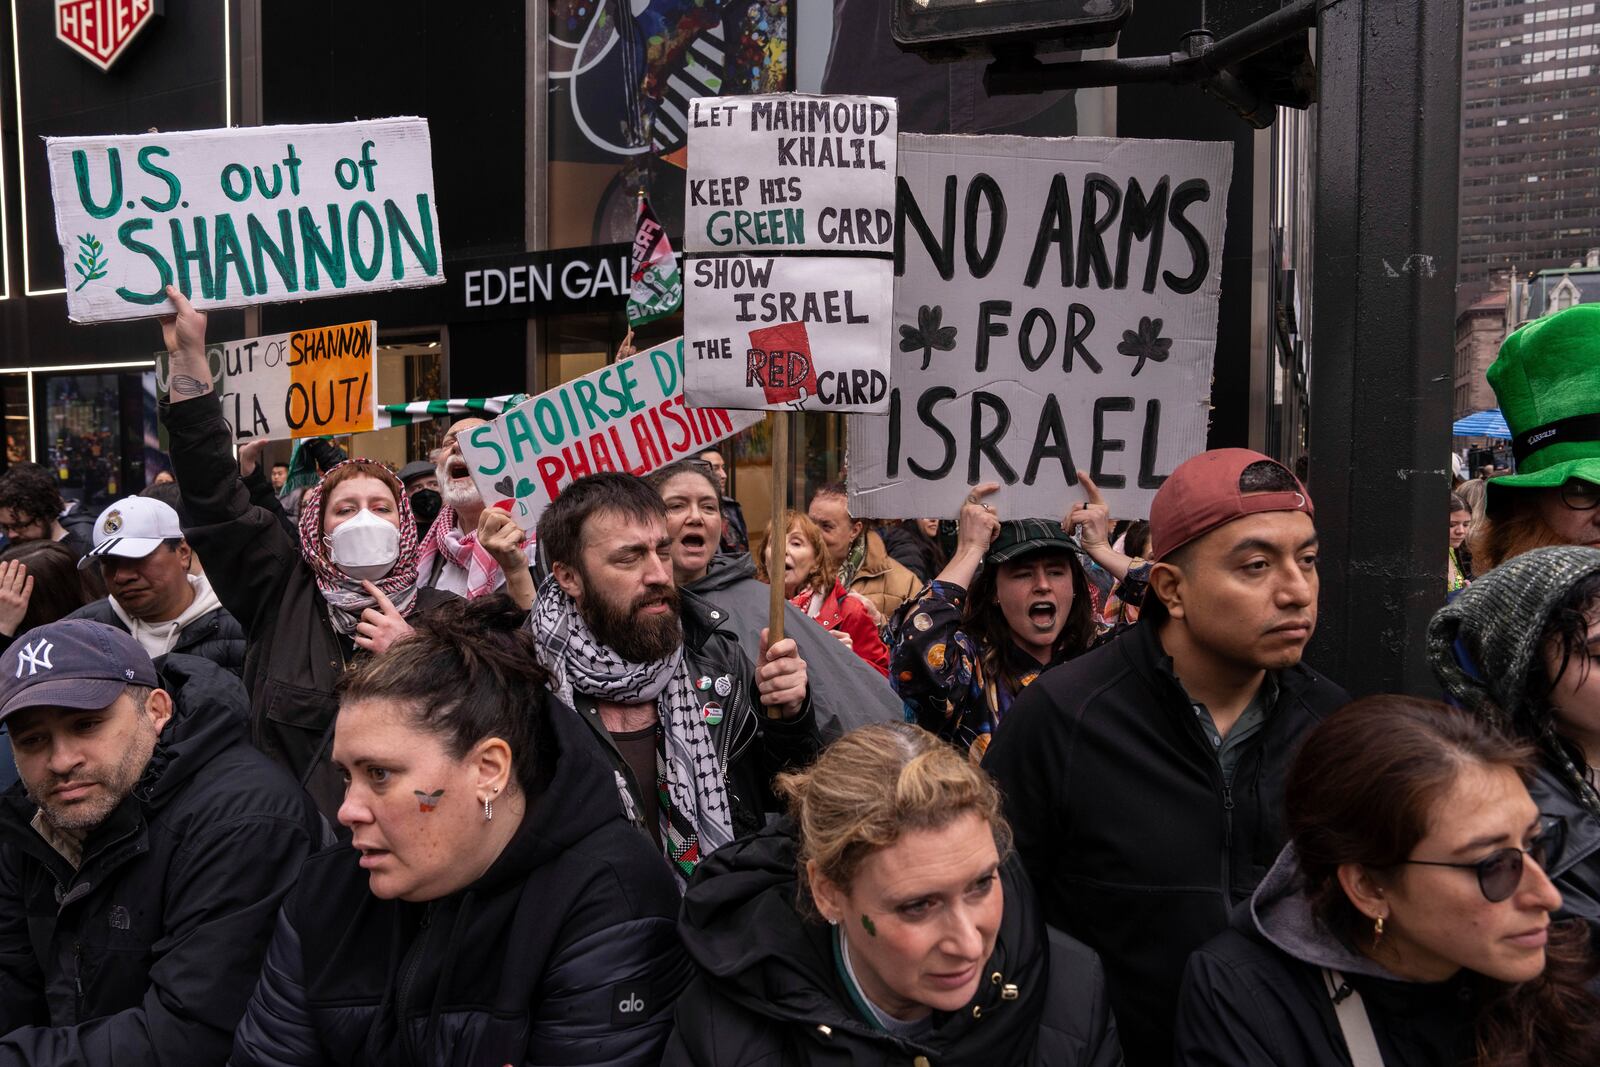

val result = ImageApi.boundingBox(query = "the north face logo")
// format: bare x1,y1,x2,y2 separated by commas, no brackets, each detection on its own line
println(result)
15,639,53,678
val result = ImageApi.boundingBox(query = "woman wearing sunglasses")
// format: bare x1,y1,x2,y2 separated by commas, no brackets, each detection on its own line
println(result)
1174,695,1600,1066
1430,546,1600,932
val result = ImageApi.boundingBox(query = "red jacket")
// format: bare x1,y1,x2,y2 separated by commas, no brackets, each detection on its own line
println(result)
791,580,890,678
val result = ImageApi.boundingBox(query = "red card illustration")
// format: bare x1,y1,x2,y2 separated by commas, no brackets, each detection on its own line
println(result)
746,321,819,406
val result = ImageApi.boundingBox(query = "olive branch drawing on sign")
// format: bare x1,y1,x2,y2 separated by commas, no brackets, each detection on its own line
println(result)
73,234,108,292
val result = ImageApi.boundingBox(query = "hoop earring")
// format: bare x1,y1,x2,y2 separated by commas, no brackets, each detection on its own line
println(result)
484,796,494,822
1373,914,1385,945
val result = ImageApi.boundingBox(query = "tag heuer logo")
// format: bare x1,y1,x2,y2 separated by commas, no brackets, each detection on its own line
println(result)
57,0,161,72
102,510,122,533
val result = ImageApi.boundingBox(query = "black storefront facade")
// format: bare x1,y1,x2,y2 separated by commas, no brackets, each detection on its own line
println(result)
0,0,1313,527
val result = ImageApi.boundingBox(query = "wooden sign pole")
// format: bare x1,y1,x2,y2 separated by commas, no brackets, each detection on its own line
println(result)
767,410,789,646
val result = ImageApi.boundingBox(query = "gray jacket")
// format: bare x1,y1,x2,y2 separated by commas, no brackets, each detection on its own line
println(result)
687,554,903,740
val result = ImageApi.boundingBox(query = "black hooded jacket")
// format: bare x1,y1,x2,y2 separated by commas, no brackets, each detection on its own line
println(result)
1174,845,1500,1066
0,653,324,1067
663,821,1122,1067
229,688,691,1067
982,620,1350,1066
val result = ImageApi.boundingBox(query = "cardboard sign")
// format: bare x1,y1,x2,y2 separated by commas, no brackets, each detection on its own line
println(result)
47,118,443,323
683,94,897,413
459,337,764,531
155,321,378,442
848,134,1234,521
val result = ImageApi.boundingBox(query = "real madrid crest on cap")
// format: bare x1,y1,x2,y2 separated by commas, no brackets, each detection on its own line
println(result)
702,702,723,725
102,510,123,534
695,676,713,691
714,674,732,696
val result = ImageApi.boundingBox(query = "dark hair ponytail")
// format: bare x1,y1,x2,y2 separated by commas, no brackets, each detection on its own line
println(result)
339,594,554,797
1288,695,1600,1066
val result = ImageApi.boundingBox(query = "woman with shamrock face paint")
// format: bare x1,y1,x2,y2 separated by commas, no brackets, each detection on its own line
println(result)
664,722,1121,1066
231,597,689,1067
157,286,464,819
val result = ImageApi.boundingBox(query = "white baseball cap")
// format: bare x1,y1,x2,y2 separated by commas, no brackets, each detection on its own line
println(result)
78,496,184,570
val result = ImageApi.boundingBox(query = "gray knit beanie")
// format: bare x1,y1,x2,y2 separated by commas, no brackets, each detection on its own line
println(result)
1428,544,1600,815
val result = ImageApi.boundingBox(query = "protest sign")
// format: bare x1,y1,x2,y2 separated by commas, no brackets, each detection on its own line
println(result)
155,321,378,442
683,94,897,413
848,134,1233,521
458,337,764,531
47,118,442,323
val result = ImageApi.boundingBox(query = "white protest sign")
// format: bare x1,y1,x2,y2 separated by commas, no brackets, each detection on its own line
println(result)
848,134,1233,521
155,321,379,443
47,118,443,323
459,337,764,532
683,94,897,413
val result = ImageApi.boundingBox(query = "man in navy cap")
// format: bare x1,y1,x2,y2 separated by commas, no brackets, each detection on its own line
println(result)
0,619,322,1065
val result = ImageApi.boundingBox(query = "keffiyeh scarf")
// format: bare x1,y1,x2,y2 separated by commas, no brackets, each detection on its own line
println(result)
531,576,733,880
417,506,504,599
297,461,422,635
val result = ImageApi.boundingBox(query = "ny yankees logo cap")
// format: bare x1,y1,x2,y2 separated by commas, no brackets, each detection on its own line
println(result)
0,619,159,723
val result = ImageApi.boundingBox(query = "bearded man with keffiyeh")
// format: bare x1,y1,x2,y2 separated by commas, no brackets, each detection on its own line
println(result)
533,472,820,887
154,286,461,821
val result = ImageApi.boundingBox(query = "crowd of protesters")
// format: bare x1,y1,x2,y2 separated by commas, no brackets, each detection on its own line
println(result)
0,287,1595,1067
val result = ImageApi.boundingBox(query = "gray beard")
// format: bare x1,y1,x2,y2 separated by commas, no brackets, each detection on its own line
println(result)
436,469,481,511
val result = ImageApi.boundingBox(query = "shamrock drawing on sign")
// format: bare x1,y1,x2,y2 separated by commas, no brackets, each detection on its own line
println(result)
899,305,958,370
490,475,538,513
73,234,108,292
1116,316,1173,377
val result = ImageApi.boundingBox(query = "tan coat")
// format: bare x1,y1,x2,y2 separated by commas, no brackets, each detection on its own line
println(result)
847,530,924,621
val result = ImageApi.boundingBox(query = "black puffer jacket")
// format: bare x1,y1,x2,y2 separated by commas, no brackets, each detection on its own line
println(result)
67,594,248,678
229,690,691,1067
0,653,323,1067
664,820,1122,1066
1175,845,1507,1066
570,587,822,845
162,392,456,820
982,620,1350,1067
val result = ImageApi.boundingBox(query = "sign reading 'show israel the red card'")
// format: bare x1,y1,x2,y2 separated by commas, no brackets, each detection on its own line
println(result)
57,0,160,72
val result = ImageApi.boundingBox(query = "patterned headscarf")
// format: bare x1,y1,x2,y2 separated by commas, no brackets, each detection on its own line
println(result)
297,459,422,633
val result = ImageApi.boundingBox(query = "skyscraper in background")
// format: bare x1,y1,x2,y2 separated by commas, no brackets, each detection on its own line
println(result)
1458,0,1600,309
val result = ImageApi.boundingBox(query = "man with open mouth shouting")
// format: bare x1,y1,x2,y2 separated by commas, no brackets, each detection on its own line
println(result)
417,418,539,602
890,484,1100,762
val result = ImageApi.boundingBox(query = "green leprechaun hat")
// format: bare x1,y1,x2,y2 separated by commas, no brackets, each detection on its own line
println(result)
1487,303,1600,504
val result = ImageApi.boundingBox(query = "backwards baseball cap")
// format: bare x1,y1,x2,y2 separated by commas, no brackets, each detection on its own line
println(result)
1149,448,1314,562
987,519,1082,566
78,496,183,571
0,619,159,724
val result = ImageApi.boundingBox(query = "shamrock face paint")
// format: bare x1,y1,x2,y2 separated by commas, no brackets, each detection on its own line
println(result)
414,788,444,813
861,914,877,937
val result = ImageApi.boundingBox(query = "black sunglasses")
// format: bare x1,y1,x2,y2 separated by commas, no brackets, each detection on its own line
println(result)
1399,818,1565,903
1560,479,1600,511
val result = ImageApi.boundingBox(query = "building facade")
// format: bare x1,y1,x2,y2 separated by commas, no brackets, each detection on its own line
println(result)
1454,286,1509,419
0,0,1317,523
1459,0,1600,308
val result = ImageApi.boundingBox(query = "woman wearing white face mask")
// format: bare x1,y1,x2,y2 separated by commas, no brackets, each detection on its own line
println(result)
157,286,459,821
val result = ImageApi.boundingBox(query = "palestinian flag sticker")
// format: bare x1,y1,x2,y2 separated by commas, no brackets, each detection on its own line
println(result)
695,676,713,691
702,702,724,726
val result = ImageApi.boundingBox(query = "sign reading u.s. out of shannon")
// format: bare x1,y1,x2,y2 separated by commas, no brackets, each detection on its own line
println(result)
683,94,897,414
46,118,443,323
459,337,764,532
848,134,1233,522
57,0,160,71
154,321,379,443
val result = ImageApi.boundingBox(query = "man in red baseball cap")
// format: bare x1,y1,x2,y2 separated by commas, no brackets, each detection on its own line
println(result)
984,448,1350,1067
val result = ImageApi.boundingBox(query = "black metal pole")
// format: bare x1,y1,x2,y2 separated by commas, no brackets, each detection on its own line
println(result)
1305,0,1461,697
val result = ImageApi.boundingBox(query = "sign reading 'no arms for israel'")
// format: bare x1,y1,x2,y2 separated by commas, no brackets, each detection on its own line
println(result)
848,134,1233,521
47,118,443,323
683,94,898,413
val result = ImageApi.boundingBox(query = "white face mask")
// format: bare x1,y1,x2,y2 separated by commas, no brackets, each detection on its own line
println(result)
327,507,400,582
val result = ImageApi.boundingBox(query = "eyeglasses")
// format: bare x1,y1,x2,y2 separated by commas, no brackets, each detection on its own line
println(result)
1399,817,1565,903
1560,479,1600,511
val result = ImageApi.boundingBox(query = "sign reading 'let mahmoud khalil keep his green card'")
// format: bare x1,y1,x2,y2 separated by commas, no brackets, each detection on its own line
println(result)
46,118,443,323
